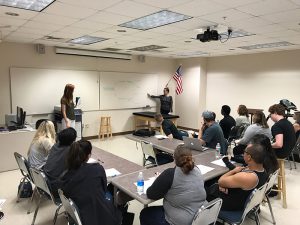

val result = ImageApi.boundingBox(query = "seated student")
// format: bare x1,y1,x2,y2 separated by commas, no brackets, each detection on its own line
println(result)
219,105,236,140
62,140,122,225
268,104,296,159
43,127,77,194
208,144,268,211
28,120,56,169
235,105,250,126
140,145,206,225
233,111,272,156
154,113,184,140
293,111,300,140
198,111,227,154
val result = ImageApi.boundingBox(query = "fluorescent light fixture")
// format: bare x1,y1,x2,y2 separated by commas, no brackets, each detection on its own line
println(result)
176,51,208,57
220,29,255,39
119,10,192,31
130,45,167,51
239,41,294,50
0,0,55,12
68,35,108,45
55,47,132,60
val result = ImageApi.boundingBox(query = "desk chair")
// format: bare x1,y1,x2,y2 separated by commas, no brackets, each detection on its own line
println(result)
218,183,268,225
287,136,300,170
14,152,33,203
192,198,222,225
58,189,83,225
141,141,173,168
264,170,279,225
227,124,249,146
29,168,62,225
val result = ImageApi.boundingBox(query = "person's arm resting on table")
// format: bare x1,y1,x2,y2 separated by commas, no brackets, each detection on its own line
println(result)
146,168,174,200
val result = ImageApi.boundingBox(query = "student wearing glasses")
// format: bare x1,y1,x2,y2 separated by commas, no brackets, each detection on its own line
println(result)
207,143,268,211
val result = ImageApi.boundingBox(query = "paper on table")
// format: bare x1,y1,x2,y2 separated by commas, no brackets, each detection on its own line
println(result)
87,158,98,163
155,134,168,139
105,168,121,178
196,164,214,174
211,158,235,167
134,176,156,194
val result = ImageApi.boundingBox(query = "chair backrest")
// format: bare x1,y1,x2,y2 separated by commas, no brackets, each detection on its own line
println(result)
293,136,300,153
29,167,54,201
241,183,268,221
141,141,158,165
192,198,222,225
14,152,32,180
58,189,83,225
266,169,279,194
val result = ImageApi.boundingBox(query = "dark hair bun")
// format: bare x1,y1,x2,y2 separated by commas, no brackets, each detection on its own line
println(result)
181,155,194,174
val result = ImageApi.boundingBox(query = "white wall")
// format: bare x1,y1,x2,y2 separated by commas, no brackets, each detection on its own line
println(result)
175,58,207,130
206,50,300,122
0,42,176,137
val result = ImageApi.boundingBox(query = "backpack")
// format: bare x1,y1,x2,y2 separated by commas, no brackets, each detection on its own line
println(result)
132,129,155,137
18,180,33,198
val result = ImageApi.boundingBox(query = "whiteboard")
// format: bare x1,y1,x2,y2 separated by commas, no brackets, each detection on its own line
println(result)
10,67,99,114
100,72,158,110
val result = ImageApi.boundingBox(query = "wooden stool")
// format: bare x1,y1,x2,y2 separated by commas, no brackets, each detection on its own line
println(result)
273,159,287,208
99,116,112,139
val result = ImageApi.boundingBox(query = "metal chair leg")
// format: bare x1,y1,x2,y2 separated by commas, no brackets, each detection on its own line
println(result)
27,187,37,214
53,204,63,225
291,153,296,169
31,195,41,225
266,196,276,224
254,212,261,225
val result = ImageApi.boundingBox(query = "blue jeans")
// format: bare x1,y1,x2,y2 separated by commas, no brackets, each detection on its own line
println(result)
140,206,170,225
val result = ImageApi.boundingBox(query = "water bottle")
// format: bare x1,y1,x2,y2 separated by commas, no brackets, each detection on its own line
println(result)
137,172,144,195
215,143,221,159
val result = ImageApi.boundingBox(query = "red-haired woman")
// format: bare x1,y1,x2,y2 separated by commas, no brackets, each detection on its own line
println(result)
61,84,75,129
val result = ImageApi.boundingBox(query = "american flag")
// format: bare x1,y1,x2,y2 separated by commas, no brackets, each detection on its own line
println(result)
173,65,183,95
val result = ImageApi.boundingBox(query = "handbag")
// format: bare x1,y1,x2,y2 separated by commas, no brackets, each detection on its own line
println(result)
18,180,33,198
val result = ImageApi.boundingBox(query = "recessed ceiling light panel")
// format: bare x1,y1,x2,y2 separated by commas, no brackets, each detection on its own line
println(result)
239,41,294,50
130,45,167,51
68,35,108,45
119,10,192,31
220,29,255,39
0,0,55,12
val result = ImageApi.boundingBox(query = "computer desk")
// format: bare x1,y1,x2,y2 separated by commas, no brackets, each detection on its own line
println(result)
111,150,229,206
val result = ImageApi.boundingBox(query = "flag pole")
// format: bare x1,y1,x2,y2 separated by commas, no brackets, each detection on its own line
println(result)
165,64,182,87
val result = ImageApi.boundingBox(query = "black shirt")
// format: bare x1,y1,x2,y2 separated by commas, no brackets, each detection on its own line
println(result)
271,118,296,159
162,119,182,140
219,115,236,139
151,95,173,114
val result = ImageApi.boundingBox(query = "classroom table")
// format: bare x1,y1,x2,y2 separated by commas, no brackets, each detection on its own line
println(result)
133,112,180,133
111,150,229,206
125,134,202,156
91,146,143,182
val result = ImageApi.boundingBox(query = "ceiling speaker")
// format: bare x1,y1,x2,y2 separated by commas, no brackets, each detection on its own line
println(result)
35,44,45,54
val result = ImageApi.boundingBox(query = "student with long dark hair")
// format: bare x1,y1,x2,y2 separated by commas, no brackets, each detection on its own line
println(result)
61,84,75,129
62,140,122,225
140,145,206,225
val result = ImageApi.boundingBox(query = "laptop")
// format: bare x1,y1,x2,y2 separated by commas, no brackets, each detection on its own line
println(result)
183,137,205,151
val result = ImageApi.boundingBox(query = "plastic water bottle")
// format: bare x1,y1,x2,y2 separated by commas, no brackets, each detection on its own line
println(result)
216,143,221,159
137,172,144,195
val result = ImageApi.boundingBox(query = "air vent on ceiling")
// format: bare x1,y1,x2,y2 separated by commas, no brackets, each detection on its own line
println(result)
130,45,167,51
101,47,122,52
42,36,67,42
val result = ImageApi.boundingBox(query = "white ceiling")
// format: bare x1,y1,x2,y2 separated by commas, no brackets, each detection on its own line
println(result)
0,0,300,58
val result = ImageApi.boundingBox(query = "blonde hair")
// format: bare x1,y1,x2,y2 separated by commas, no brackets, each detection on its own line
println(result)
28,121,56,154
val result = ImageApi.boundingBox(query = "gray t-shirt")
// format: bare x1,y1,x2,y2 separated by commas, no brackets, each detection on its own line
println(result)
202,122,227,154
239,124,272,145
235,116,250,127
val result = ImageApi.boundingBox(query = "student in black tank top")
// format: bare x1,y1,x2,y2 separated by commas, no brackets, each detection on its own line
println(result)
207,144,268,211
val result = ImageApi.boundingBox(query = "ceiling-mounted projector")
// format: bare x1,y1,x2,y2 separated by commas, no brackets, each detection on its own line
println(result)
196,28,220,42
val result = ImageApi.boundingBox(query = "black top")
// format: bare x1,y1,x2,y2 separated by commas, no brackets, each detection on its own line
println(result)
220,169,268,211
162,119,182,140
271,118,296,159
62,163,122,225
219,115,236,139
43,143,70,180
151,95,173,114
61,98,75,120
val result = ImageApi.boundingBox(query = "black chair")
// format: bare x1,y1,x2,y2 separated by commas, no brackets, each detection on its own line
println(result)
227,124,249,146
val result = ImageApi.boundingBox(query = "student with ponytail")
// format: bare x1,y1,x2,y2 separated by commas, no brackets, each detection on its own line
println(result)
140,145,206,225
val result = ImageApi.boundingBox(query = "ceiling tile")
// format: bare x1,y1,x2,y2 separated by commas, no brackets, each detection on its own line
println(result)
261,9,300,23
71,20,112,32
15,27,52,35
22,21,64,31
87,11,133,25
229,17,273,30
211,0,262,8
0,17,27,26
105,0,159,18
43,2,97,19
31,13,79,26
132,0,194,9
58,0,123,10
237,0,297,16
0,5,38,19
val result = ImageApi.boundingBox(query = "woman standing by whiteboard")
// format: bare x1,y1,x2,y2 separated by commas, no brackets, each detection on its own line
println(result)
61,84,75,129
